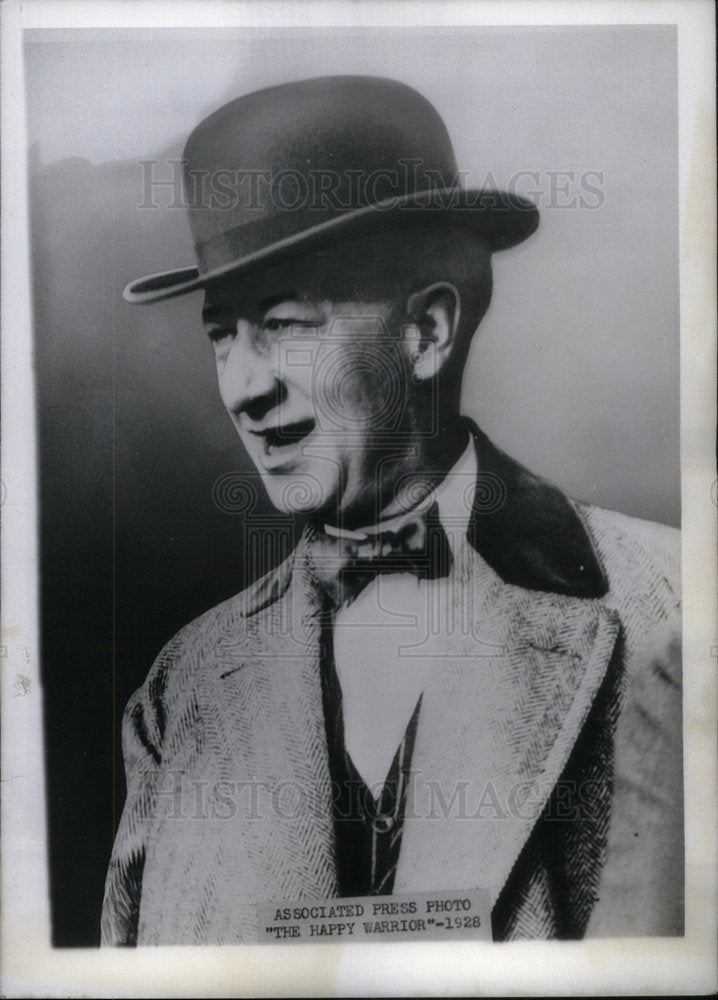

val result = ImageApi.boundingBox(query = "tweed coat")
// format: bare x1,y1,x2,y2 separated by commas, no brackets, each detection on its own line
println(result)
101,426,683,945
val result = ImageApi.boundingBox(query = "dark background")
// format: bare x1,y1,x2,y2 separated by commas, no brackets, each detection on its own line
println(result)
25,26,679,945
32,151,306,945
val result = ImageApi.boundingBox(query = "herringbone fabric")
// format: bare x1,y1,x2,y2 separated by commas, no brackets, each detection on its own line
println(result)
102,429,682,945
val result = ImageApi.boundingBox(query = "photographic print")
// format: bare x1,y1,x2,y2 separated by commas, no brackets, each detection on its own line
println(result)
2,1,715,996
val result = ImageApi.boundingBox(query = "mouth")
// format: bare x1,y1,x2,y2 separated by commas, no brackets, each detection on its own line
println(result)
249,418,316,461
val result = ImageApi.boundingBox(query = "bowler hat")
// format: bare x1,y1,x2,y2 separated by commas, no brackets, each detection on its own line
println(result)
124,75,539,304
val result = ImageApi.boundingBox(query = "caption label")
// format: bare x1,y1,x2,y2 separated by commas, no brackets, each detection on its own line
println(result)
257,889,491,943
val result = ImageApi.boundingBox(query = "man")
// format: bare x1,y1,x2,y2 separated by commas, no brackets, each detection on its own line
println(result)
102,76,682,944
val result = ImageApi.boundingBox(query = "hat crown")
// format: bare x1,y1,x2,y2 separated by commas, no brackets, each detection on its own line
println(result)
124,75,539,303
182,76,460,269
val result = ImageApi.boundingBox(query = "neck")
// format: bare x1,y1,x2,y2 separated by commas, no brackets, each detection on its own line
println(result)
325,416,470,530
383,422,469,520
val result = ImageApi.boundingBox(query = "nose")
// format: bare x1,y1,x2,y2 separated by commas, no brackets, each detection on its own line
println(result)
218,319,285,423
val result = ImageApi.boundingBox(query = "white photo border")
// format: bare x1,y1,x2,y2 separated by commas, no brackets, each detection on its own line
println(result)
1,1,715,996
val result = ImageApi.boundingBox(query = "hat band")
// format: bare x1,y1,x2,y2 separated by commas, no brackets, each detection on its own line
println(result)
195,186,539,276
194,187,482,273
196,209,334,272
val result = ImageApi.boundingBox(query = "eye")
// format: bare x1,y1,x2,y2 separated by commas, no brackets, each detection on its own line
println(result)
261,316,321,333
206,325,235,344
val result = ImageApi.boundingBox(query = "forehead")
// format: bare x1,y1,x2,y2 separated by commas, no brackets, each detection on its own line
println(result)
203,263,394,318
202,235,408,316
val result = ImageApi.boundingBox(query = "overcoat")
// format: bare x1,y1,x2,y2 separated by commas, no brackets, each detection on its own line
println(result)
102,426,683,944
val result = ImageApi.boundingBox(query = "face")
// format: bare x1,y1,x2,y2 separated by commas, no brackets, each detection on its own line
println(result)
204,272,416,524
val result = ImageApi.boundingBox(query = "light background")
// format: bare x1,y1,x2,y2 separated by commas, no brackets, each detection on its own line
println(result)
26,25,680,526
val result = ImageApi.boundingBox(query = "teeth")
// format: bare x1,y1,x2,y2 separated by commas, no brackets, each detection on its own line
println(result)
265,438,292,456
262,420,315,451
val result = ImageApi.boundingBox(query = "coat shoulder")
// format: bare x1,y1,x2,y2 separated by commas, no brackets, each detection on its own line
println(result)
574,501,681,692
577,502,681,625
577,502,680,594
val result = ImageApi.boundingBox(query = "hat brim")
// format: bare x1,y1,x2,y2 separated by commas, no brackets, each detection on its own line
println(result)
123,187,538,304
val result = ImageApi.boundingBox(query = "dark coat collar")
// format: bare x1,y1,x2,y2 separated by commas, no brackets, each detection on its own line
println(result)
241,419,609,621
463,419,608,599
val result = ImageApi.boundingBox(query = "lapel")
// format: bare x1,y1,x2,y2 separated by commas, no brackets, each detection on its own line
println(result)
209,425,617,922
392,422,618,906
394,540,620,905
212,535,338,908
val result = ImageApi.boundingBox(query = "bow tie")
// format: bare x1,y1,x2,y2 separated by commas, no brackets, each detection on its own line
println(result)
309,500,454,607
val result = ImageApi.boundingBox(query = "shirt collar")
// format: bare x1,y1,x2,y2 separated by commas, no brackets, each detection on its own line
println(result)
432,436,476,540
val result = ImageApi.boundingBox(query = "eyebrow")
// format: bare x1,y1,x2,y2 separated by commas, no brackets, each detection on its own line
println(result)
201,303,232,324
257,292,300,313
201,292,304,325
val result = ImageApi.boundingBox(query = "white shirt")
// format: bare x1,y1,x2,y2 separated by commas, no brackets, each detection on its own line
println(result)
330,441,477,795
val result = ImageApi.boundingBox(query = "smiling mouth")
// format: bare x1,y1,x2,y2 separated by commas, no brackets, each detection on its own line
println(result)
253,418,316,454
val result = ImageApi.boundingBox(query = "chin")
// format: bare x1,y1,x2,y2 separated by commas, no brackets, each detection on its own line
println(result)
262,470,337,516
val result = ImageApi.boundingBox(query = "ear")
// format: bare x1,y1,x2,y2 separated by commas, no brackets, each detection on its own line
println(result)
403,282,461,381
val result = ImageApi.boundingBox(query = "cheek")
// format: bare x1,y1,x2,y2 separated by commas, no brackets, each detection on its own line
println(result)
215,363,233,410
313,342,409,431
283,362,314,400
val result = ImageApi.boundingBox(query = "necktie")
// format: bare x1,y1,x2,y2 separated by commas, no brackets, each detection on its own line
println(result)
308,500,454,607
